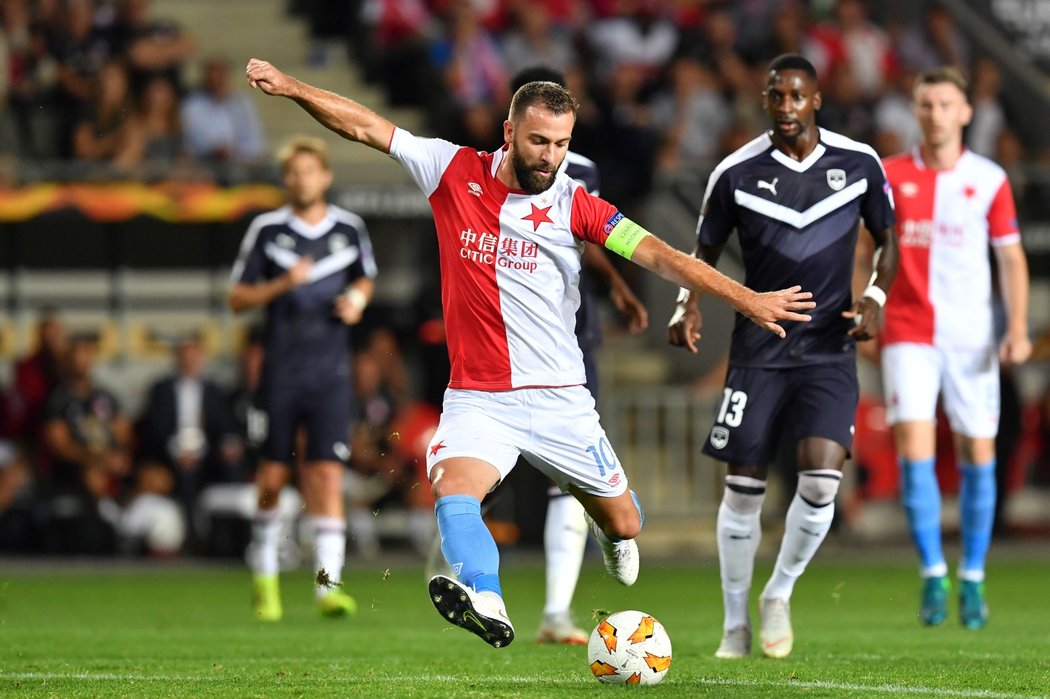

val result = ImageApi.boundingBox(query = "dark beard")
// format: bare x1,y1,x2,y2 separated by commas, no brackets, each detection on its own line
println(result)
510,148,556,195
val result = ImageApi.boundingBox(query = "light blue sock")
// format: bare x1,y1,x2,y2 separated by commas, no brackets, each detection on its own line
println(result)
435,495,501,596
959,461,996,579
900,457,946,574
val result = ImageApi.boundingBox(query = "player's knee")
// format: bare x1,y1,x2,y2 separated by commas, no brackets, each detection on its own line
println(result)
605,508,642,540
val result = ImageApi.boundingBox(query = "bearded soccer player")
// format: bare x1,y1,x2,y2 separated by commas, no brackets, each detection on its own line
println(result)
668,54,899,659
245,57,814,648
881,67,1031,630
229,136,376,621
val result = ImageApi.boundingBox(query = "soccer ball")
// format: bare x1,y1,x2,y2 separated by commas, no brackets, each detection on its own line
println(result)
587,610,672,686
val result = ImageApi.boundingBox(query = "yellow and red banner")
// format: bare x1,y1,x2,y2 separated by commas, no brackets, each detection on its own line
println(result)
0,182,285,223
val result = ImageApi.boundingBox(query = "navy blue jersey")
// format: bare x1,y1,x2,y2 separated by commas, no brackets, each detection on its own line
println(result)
698,129,895,368
231,205,377,379
562,151,603,352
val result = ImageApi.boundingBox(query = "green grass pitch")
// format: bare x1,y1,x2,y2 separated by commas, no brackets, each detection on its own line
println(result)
1,552,1048,697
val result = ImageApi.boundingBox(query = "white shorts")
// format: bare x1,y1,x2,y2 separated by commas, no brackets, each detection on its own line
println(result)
425,386,629,498
881,343,1000,438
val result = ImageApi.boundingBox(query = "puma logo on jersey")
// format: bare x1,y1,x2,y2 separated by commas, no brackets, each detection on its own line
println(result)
467,182,483,197
757,177,778,196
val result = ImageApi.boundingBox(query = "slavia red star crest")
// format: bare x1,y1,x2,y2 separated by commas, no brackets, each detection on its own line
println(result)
522,203,554,231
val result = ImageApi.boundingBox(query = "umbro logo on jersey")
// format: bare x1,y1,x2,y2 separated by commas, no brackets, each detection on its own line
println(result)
757,177,778,196
467,182,483,197
827,169,846,191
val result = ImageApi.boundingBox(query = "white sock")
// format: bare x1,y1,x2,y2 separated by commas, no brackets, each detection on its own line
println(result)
250,507,281,576
717,476,765,631
347,507,379,558
407,508,436,555
762,470,841,601
311,515,347,598
543,494,588,617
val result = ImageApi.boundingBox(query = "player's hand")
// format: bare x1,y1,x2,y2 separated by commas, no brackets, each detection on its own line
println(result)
667,302,703,353
740,286,815,339
842,297,881,341
287,256,313,286
334,292,365,325
610,281,649,334
999,331,1032,366
245,58,292,96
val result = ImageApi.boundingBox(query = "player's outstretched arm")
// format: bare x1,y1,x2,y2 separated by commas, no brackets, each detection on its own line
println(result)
633,235,814,338
667,244,723,353
245,58,395,153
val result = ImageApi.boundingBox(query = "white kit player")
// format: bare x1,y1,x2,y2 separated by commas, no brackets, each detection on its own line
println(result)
244,57,816,648
881,67,1031,630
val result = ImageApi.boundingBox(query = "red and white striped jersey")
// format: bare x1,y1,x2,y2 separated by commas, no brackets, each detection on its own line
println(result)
388,128,624,391
882,149,1020,350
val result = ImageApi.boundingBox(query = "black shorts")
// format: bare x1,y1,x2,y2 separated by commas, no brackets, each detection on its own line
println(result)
255,368,352,465
701,360,858,465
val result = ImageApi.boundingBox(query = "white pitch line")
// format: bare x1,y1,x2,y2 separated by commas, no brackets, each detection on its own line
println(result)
1,672,1042,698
695,677,1042,699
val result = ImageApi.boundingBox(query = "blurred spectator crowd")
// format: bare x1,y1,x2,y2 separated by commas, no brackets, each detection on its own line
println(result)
331,0,1039,215
0,310,438,559
0,0,268,183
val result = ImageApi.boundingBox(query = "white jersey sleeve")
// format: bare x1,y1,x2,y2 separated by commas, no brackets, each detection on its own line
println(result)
388,128,465,197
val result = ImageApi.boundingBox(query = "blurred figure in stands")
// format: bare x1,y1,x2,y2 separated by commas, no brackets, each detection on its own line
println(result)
71,59,144,174
138,332,240,544
108,0,195,94
41,333,130,553
180,54,266,180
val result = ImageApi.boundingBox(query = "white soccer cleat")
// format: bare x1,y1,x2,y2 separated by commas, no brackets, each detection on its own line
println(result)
428,575,515,649
759,597,793,659
586,514,639,586
714,625,752,659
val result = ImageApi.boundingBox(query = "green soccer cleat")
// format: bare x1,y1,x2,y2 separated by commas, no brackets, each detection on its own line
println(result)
959,580,988,630
252,574,282,622
318,590,358,618
919,576,950,626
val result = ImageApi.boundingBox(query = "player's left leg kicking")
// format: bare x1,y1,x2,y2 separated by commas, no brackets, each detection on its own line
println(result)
425,387,642,648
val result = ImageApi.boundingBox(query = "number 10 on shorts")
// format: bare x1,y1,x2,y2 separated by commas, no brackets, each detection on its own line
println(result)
586,437,618,476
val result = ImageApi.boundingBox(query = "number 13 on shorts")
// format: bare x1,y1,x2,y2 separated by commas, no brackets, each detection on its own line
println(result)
717,388,748,427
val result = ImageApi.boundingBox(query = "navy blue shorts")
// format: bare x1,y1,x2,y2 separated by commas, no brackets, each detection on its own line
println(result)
701,360,858,465
255,368,352,465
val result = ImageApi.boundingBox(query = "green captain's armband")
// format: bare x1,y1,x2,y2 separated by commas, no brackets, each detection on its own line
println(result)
603,213,651,260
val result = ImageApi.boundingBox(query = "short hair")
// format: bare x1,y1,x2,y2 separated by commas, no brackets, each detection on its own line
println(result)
510,66,566,94
508,80,577,122
914,66,969,97
767,53,818,83
277,135,330,172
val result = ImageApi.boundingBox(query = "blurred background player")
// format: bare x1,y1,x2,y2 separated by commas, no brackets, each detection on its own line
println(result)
245,56,813,649
229,135,377,620
880,67,1031,630
668,54,898,660
507,66,649,646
